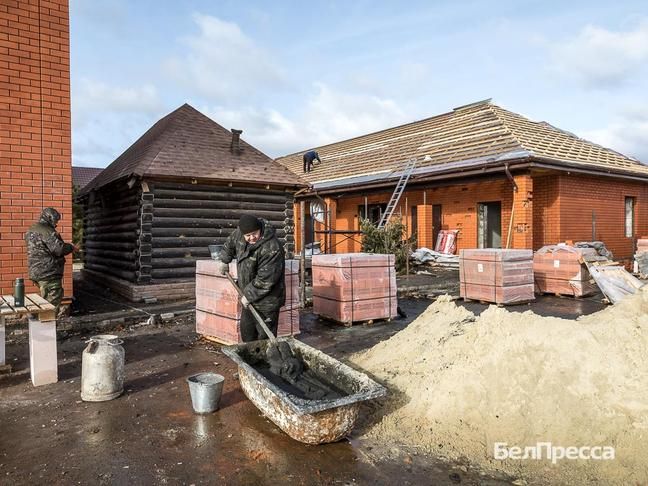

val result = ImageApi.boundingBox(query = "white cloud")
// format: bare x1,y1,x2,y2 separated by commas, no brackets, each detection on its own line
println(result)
202,83,407,157
163,13,285,101
581,106,648,163
551,20,648,88
71,78,164,166
73,78,161,115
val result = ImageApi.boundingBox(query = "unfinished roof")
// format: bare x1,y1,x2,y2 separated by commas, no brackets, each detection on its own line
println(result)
80,104,306,195
72,166,103,190
276,100,648,187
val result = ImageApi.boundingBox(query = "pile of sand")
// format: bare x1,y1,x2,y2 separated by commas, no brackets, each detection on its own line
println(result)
351,290,648,484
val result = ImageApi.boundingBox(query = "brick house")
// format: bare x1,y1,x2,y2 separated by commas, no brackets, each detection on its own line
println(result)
276,100,648,261
0,0,73,296
77,103,306,302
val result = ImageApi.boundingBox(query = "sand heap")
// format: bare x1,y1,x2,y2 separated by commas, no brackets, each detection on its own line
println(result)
351,290,648,485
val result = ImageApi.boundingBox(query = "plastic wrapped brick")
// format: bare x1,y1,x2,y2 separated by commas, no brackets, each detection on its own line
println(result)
195,259,300,343
312,253,397,325
459,249,534,304
533,245,598,297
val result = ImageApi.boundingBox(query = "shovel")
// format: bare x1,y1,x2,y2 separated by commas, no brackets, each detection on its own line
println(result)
224,273,303,380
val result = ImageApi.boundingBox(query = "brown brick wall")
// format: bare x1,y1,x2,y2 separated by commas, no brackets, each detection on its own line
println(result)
0,0,72,295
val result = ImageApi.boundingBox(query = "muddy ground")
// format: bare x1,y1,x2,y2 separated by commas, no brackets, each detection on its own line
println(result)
0,270,609,485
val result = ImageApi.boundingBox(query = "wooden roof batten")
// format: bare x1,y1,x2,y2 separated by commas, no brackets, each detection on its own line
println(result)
276,99,648,193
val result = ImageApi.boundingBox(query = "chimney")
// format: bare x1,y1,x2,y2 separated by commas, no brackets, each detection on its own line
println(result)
230,129,243,155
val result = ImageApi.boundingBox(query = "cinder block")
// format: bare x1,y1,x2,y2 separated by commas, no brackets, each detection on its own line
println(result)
28,318,58,386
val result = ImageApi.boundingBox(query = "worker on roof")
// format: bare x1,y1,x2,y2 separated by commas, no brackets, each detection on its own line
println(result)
25,207,77,314
303,150,322,173
215,215,286,342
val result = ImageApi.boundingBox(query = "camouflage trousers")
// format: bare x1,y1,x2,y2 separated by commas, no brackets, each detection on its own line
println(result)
35,279,64,312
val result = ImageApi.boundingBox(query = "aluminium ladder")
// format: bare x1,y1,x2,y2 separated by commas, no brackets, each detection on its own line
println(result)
377,158,417,228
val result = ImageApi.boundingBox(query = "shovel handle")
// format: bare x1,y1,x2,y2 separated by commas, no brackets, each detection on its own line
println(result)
225,273,277,342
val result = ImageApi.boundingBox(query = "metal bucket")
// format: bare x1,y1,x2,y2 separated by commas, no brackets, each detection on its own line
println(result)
81,334,125,402
187,372,225,414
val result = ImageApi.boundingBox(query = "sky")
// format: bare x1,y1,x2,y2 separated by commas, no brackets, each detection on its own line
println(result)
70,0,648,168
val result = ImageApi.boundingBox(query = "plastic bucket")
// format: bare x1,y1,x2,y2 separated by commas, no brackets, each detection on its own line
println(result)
187,372,225,414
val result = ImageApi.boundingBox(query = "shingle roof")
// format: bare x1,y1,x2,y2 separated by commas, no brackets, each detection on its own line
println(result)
72,166,103,190
79,104,306,195
275,100,648,186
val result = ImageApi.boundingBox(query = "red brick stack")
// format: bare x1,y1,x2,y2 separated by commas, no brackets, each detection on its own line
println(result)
195,259,300,344
533,245,598,297
459,249,534,304
312,253,397,325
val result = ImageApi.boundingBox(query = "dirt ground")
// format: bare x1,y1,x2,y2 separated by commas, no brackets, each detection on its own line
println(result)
0,269,610,485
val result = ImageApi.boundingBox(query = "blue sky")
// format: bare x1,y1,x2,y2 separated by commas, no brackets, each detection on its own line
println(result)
70,0,648,167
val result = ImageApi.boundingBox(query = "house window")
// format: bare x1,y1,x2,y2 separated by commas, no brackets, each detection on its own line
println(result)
358,203,387,225
625,197,635,238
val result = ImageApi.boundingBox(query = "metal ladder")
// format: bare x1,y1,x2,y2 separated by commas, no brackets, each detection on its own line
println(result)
378,158,417,228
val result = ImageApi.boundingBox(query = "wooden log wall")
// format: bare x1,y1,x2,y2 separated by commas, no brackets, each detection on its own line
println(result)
83,182,141,282
148,180,296,281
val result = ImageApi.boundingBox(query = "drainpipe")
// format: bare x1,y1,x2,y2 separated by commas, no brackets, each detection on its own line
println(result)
504,163,518,249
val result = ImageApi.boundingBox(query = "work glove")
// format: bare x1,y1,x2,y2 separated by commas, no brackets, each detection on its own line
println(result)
216,261,229,275
240,295,250,308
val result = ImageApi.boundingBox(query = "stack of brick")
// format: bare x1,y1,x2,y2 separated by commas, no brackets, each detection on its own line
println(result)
459,249,534,304
533,245,598,297
195,259,300,344
312,253,397,325
635,238,648,278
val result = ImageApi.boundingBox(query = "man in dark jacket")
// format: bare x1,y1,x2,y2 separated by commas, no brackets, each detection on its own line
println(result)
25,207,76,312
303,150,322,173
217,215,286,342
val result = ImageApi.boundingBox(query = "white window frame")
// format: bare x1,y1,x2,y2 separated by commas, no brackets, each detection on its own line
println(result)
625,196,635,238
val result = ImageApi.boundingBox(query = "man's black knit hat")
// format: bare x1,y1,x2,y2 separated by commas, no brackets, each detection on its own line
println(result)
238,214,261,234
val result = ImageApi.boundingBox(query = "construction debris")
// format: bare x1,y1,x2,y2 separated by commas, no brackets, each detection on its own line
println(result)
410,247,459,268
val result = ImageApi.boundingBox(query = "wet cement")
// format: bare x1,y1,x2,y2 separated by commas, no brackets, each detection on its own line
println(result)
0,288,610,486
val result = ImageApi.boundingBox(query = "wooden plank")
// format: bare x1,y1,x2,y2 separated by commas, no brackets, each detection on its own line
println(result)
23,295,41,313
3,295,28,314
0,297,14,316
26,293,56,311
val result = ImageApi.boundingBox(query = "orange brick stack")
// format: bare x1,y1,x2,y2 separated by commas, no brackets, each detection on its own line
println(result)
312,253,397,325
0,0,73,296
533,245,598,297
195,259,300,344
459,249,534,304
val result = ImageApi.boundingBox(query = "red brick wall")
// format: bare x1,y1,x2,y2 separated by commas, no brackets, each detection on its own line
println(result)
293,172,648,259
0,0,72,295
555,174,648,260
294,177,518,253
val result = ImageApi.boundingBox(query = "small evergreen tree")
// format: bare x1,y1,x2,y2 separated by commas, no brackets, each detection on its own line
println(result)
360,217,416,273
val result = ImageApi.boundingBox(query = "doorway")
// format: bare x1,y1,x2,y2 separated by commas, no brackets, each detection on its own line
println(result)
477,201,502,248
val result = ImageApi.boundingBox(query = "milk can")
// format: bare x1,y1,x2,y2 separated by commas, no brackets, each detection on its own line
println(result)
81,334,125,402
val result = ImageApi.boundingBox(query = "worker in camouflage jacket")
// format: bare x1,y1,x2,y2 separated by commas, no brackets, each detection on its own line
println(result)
217,215,286,342
25,207,76,312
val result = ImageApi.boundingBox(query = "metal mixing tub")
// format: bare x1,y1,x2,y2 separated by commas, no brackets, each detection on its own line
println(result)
222,338,386,444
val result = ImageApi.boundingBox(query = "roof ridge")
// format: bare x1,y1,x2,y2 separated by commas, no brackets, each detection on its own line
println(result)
486,104,529,154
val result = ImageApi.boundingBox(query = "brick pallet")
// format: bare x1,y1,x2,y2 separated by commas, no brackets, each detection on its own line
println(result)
312,253,397,325
195,260,300,344
533,245,598,297
459,249,534,305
